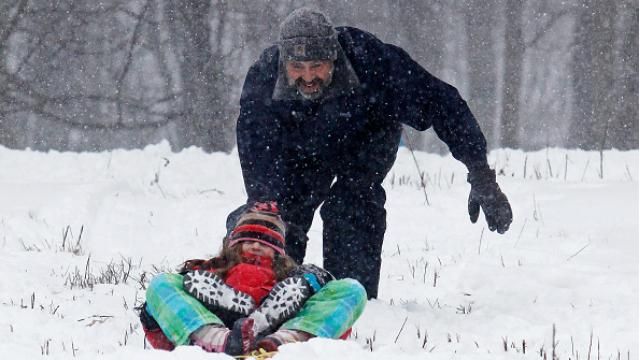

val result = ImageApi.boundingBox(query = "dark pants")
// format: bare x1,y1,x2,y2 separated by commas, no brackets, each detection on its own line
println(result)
230,125,402,299
279,170,387,299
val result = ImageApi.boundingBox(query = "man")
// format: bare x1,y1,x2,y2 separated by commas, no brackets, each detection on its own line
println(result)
231,8,512,299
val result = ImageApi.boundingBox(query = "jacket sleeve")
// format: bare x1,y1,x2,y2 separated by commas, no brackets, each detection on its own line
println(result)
351,29,489,169
236,47,285,201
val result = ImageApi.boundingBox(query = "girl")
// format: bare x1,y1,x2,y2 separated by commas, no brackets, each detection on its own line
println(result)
140,202,366,355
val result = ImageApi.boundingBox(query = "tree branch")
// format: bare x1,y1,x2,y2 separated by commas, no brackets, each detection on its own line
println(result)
116,0,152,123
526,8,573,49
0,0,29,53
1,69,182,130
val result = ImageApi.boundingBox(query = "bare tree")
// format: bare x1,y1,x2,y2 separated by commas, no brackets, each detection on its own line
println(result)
569,0,617,150
609,0,638,149
393,1,451,154
0,0,29,148
498,0,575,149
1,0,636,152
0,0,185,150
165,0,234,152
464,0,499,148
499,0,525,149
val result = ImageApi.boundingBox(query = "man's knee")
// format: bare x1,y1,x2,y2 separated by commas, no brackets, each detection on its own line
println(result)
321,183,386,220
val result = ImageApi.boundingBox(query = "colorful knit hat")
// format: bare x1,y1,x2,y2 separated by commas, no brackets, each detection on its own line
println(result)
227,202,286,254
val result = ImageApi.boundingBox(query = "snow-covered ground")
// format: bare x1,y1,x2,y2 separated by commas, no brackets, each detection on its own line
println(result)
0,142,637,359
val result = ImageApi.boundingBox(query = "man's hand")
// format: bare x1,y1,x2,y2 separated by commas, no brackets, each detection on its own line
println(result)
467,168,512,233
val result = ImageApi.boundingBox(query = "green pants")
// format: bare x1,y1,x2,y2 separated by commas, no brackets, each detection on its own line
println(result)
145,273,366,345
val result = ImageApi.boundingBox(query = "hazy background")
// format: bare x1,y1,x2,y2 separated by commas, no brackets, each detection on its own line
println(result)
0,0,637,153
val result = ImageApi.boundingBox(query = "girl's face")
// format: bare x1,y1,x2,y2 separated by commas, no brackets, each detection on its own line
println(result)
241,241,276,259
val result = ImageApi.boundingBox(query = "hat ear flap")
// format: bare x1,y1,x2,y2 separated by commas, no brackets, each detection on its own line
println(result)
222,234,231,249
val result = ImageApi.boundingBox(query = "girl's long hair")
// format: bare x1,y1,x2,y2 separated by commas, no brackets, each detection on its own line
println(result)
180,241,298,281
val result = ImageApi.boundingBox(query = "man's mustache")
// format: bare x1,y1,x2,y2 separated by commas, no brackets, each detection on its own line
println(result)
294,78,324,88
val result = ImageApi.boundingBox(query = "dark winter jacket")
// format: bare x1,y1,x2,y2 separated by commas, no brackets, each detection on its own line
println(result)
237,26,488,202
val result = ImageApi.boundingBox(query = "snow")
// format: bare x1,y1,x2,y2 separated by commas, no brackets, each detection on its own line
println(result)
0,142,637,359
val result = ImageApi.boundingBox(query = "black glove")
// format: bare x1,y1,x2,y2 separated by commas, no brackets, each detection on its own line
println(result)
224,317,257,356
287,264,334,293
467,167,512,234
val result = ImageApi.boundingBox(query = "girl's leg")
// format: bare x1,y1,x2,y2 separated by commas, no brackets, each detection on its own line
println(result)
145,273,223,345
279,278,367,338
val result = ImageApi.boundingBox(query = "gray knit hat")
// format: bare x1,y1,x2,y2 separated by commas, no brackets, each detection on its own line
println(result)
278,8,339,61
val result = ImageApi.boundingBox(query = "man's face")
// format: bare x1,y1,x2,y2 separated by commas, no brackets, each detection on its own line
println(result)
285,60,334,100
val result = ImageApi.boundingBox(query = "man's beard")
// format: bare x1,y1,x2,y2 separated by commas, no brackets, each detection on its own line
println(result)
289,73,333,101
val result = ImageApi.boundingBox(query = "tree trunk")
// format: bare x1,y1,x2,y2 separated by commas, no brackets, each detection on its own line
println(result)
465,0,498,149
609,0,638,149
0,0,29,149
569,0,616,150
208,0,235,151
500,0,525,149
174,0,233,152
397,1,448,153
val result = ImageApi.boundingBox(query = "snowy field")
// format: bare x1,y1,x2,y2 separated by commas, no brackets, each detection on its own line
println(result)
0,142,637,359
